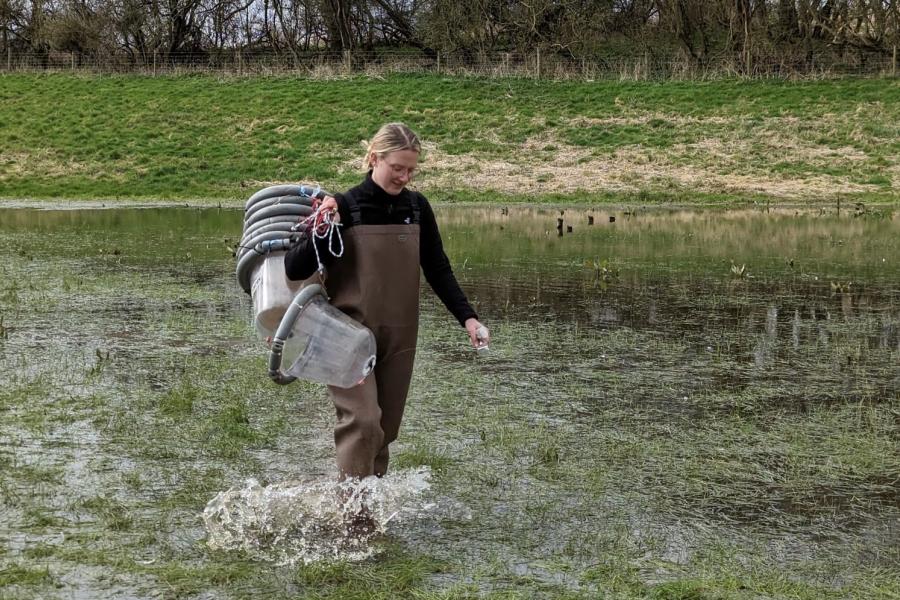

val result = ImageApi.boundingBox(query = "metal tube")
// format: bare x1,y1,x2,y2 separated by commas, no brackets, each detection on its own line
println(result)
267,284,325,384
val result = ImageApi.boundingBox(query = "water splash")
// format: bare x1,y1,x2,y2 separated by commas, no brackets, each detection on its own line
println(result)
202,467,433,565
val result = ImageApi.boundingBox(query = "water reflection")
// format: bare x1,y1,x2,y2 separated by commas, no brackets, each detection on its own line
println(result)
437,206,898,280
430,207,898,384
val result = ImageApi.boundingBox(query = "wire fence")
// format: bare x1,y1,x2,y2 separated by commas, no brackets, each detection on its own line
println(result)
2,48,898,80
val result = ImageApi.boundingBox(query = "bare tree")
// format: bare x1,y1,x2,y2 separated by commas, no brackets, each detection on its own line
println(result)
5,0,898,69
0,0,30,51
421,0,512,54
43,0,110,53
368,0,422,47
319,0,352,48
655,0,712,63
204,0,255,50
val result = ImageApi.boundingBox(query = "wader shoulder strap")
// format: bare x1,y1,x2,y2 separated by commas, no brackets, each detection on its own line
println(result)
410,194,421,225
340,193,363,226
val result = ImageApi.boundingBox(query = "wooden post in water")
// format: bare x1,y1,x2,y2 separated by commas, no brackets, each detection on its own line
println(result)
588,215,594,225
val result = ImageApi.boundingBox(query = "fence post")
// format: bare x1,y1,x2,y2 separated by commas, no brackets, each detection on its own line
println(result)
536,47,541,80
237,48,242,76
893,44,897,77
343,49,351,73
71,52,75,71
153,50,157,76
7,47,11,72
436,51,440,74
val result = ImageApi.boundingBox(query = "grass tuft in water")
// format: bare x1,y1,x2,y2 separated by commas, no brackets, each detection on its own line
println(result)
0,564,56,587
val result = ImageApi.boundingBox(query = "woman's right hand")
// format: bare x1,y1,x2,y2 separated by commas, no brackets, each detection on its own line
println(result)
319,195,339,222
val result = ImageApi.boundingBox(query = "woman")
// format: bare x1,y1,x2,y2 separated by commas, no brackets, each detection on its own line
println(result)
285,122,489,480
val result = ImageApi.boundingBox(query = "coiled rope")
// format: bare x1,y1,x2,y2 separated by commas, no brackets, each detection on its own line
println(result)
293,200,344,276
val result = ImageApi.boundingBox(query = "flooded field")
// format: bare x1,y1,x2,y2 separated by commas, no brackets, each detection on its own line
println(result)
1,205,898,598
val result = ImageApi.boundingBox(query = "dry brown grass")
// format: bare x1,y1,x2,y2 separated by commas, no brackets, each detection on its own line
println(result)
417,139,877,200
0,151,128,182
347,112,893,200
304,103,897,202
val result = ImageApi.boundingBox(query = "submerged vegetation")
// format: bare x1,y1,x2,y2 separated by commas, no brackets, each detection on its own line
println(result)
0,206,897,598
0,73,898,206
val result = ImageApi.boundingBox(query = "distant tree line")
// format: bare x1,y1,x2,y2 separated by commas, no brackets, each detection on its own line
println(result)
2,0,898,66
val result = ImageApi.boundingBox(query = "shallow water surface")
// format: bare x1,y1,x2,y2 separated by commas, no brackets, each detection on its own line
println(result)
0,205,897,598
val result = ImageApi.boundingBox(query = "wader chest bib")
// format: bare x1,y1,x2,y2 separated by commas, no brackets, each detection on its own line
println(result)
325,221,420,478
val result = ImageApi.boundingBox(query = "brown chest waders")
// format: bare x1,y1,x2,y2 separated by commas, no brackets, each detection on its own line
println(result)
325,222,420,479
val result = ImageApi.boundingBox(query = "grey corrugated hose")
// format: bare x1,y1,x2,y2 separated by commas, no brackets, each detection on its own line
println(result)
267,284,327,384
235,184,327,294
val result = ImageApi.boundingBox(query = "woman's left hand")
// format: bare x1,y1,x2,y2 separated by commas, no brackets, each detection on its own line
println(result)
464,318,490,349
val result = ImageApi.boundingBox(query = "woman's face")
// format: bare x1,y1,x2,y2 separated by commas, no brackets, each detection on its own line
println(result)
371,149,419,196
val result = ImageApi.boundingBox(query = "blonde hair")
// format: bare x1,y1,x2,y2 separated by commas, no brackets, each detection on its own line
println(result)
362,122,422,170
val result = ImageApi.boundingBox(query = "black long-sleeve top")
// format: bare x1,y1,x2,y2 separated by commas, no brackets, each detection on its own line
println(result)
285,173,477,327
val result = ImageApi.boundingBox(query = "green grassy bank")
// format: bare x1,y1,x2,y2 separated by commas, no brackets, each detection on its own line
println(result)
0,73,898,205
